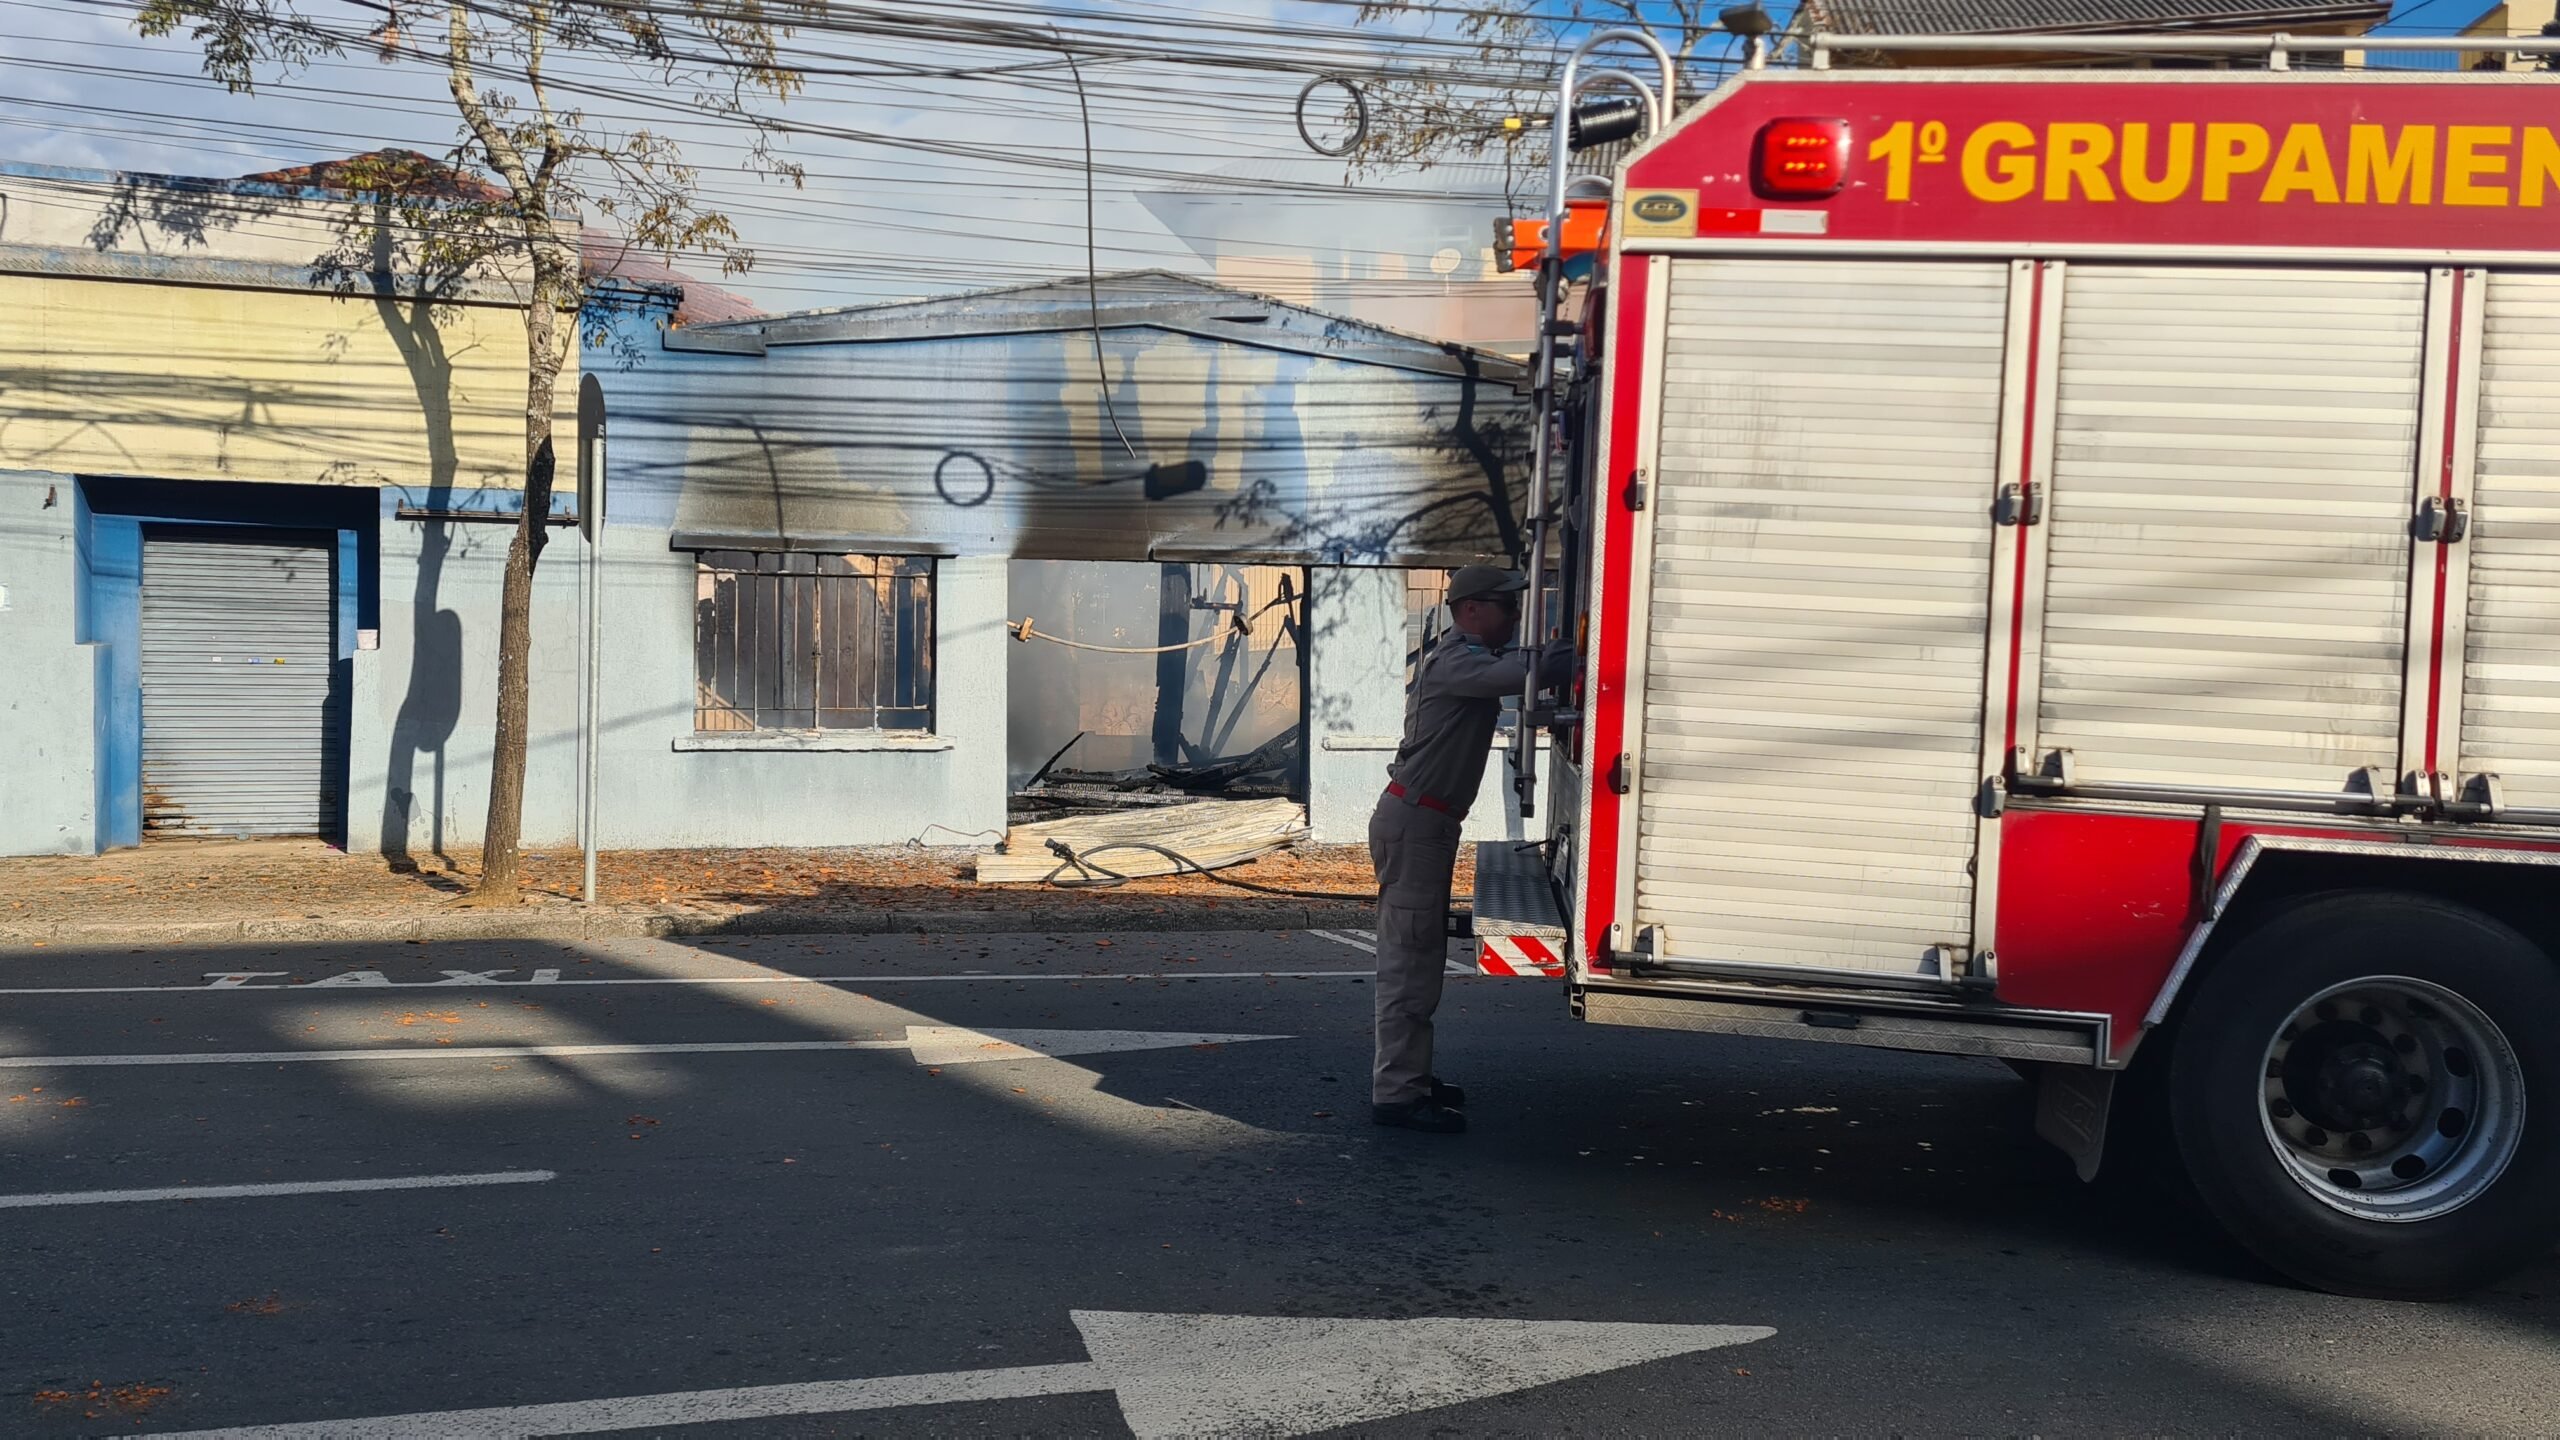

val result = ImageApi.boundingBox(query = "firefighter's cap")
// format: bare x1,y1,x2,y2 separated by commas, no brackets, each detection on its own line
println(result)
1445,565,1529,606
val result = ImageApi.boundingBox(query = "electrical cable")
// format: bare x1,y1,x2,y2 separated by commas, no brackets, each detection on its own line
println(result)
1036,839,1378,903
910,824,1007,847
1008,594,1296,655
17,0,1630,305
1008,624,1240,656
1293,74,1369,156
1054,26,1139,460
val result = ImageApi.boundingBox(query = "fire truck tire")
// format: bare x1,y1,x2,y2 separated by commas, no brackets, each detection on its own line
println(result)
2168,892,2560,1300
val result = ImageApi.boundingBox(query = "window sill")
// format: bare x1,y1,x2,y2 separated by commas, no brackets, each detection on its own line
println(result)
1318,734,1401,752
673,731,954,754
1318,732,1547,753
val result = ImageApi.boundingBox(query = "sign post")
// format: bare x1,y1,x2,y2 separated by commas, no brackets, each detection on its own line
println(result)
576,375,606,907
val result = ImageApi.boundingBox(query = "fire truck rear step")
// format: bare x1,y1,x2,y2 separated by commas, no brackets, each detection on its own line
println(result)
1577,986,2104,1068
1470,841,1567,978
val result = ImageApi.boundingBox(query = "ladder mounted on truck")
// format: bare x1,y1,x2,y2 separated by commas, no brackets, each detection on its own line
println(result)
1508,29,1677,822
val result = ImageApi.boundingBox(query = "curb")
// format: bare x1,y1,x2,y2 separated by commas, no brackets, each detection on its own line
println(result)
0,902,1380,950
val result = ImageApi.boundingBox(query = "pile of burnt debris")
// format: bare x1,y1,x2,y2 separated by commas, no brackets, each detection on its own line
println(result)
1009,729,1305,821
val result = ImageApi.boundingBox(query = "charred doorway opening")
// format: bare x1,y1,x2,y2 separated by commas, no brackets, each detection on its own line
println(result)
1007,561,1306,814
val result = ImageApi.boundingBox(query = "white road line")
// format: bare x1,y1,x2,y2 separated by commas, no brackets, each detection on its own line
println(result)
0,1170,554,1210
1312,925,1472,974
0,1040,908,1070
0,1027,1290,1072
0,969,1374,998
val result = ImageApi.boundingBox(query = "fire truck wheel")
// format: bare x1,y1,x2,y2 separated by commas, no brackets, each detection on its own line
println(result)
2169,892,2560,1300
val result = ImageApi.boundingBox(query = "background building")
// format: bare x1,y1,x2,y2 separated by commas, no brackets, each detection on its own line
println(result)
1,157,1544,860
0,159,572,858
588,270,1540,850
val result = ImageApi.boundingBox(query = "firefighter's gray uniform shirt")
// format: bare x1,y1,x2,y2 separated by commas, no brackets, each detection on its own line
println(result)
1368,635,1551,1108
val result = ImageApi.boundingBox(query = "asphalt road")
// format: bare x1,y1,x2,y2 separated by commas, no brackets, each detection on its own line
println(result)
1,928,2552,1436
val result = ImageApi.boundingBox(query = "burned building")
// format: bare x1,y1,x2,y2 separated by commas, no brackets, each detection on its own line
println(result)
587,270,1542,848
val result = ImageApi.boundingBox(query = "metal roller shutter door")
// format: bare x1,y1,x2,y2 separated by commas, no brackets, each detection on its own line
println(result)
1632,259,2007,975
2460,273,2560,809
141,529,343,838
2036,267,2424,794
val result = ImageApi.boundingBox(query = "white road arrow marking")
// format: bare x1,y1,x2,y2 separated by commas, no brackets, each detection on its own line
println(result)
0,1027,1284,1071
168,1310,1774,1438
1080,1311,1774,1438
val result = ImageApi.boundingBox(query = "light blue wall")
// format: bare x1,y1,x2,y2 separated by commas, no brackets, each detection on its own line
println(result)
347,489,585,857
83,514,141,848
529,296,1011,850
589,541,1009,849
0,469,100,854
1305,566,1544,847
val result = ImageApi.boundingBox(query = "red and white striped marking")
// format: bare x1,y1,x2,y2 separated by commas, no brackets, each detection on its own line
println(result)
1476,936,1565,978
1692,207,1830,237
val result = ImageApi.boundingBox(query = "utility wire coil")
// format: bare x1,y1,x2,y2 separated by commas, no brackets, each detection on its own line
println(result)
1293,74,1369,157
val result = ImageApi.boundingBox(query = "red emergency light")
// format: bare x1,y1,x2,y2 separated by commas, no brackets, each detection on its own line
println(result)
1754,117,1850,198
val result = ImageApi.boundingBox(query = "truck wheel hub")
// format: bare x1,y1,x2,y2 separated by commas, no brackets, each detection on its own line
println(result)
2258,978,2524,1223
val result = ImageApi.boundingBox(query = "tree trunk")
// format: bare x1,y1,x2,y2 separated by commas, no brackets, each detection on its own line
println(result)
472,263,570,904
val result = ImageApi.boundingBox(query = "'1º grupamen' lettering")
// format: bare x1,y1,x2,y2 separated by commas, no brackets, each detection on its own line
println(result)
1866,120,2560,207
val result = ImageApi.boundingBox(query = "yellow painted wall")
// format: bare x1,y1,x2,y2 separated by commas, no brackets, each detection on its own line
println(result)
0,272,571,490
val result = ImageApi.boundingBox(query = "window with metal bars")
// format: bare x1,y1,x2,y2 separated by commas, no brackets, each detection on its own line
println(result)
692,551,934,733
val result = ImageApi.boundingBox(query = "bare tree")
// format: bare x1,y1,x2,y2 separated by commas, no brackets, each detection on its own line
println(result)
137,0,813,902
1347,2,1733,171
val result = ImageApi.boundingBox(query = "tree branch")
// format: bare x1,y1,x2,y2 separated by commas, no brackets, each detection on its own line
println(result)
445,0,535,202
528,0,568,194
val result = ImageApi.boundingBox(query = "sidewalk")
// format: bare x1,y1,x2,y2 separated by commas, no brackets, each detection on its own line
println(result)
0,839,1412,948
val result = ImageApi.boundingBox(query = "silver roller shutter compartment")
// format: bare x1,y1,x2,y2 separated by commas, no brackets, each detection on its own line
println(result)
2027,263,2426,789
141,530,344,838
2461,273,2560,808
2036,267,2424,794
1633,259,2008,975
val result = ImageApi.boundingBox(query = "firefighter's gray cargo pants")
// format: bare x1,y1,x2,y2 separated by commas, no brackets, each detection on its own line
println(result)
1369,793,1463,1107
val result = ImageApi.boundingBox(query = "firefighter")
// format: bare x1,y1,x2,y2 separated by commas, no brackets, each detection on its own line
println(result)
1370,565,1574,1134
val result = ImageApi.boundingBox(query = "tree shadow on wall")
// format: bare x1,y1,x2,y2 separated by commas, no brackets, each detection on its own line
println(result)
323,206,472,875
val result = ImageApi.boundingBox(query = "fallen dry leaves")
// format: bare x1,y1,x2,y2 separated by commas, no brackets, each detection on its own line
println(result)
34,1381,173,1419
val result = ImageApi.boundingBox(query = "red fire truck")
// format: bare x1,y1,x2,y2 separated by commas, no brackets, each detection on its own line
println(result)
1470,30,2560,1299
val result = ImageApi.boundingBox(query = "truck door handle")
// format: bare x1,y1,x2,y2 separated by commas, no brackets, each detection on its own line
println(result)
2416,495,2470,544
1994,481,2042,526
